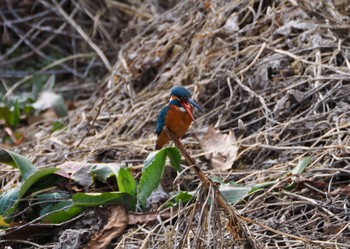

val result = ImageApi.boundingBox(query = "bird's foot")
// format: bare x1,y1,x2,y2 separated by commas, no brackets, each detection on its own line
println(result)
173,137,183,148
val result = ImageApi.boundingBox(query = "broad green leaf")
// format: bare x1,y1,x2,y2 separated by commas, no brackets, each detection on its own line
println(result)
166,147,181,171
118,168,136,210
138,147,182,208
249,180,278,194
220,186,251,205
166,191,192,207
291,157,311,175
41,201,83,224
42,192,131,223
0,148,37,181
72,192,131,208
220,180,278,205
143,151,159,169
137,149,167,208
36,191,71,202
209,175,226,184
18,168,59,200
5,168,59,216
0,186,20,215
91,164,121,183
37,191,72,217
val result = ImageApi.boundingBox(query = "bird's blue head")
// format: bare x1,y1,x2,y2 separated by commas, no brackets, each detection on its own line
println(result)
169,86,203,121
170,86,192,99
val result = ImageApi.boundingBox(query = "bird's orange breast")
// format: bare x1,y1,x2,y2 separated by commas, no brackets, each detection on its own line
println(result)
155,104,193,149
166,104,193,138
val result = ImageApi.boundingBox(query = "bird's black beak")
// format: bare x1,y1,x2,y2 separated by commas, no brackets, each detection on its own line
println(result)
188,98,203,113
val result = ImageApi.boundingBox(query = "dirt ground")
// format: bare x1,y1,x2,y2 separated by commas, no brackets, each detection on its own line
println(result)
1,0,350,248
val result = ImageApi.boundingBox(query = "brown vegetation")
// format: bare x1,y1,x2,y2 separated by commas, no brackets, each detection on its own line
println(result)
1,0,350,248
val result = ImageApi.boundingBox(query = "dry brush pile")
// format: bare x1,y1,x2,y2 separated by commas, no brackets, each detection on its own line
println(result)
1,0,350,248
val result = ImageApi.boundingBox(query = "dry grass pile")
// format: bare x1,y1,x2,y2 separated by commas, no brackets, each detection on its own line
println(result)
1,0,350,248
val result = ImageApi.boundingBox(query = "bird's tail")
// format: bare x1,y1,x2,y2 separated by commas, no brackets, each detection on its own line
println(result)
155,130,169,150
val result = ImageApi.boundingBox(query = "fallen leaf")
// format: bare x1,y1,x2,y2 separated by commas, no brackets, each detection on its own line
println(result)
57,161,122,188
199,126,238,170
87,206,128,249
330,185,350,198
128,210,172,225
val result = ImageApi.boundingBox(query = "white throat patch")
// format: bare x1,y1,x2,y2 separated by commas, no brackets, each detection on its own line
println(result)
179,106,186,112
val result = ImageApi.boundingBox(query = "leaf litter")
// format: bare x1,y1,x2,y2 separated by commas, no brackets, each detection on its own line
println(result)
199,125,238,171
1,0,350,248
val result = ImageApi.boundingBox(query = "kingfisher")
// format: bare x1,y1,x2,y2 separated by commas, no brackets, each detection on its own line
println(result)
155,86,203,150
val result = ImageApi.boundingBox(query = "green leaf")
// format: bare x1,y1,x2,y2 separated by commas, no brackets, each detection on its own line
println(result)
117,168,136,210
51,121,64,132
0,104,11,126
220,186,251,205
166,191,192,207
41,201,83,224
36,191,71,203
0,148,37,181
8,101,20,127
37,191,72,216
91,164,120,183
137,147,181,208
72,192,131,208
166,147,181,171
42,192,131,223
249,180,278,194
0,186,20,215
137,149,167,208
5,168,59,216
18,168,59,200
291,157,311,175
0,102,20,128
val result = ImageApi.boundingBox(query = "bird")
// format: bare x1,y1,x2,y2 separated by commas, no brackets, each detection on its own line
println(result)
155,86,203,150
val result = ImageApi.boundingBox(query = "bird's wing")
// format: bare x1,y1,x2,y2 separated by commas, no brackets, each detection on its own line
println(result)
156,105,169,135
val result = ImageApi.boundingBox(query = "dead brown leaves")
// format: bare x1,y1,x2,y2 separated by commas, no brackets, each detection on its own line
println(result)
199,126,238,171
88,207,173,249
87,206,128,249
